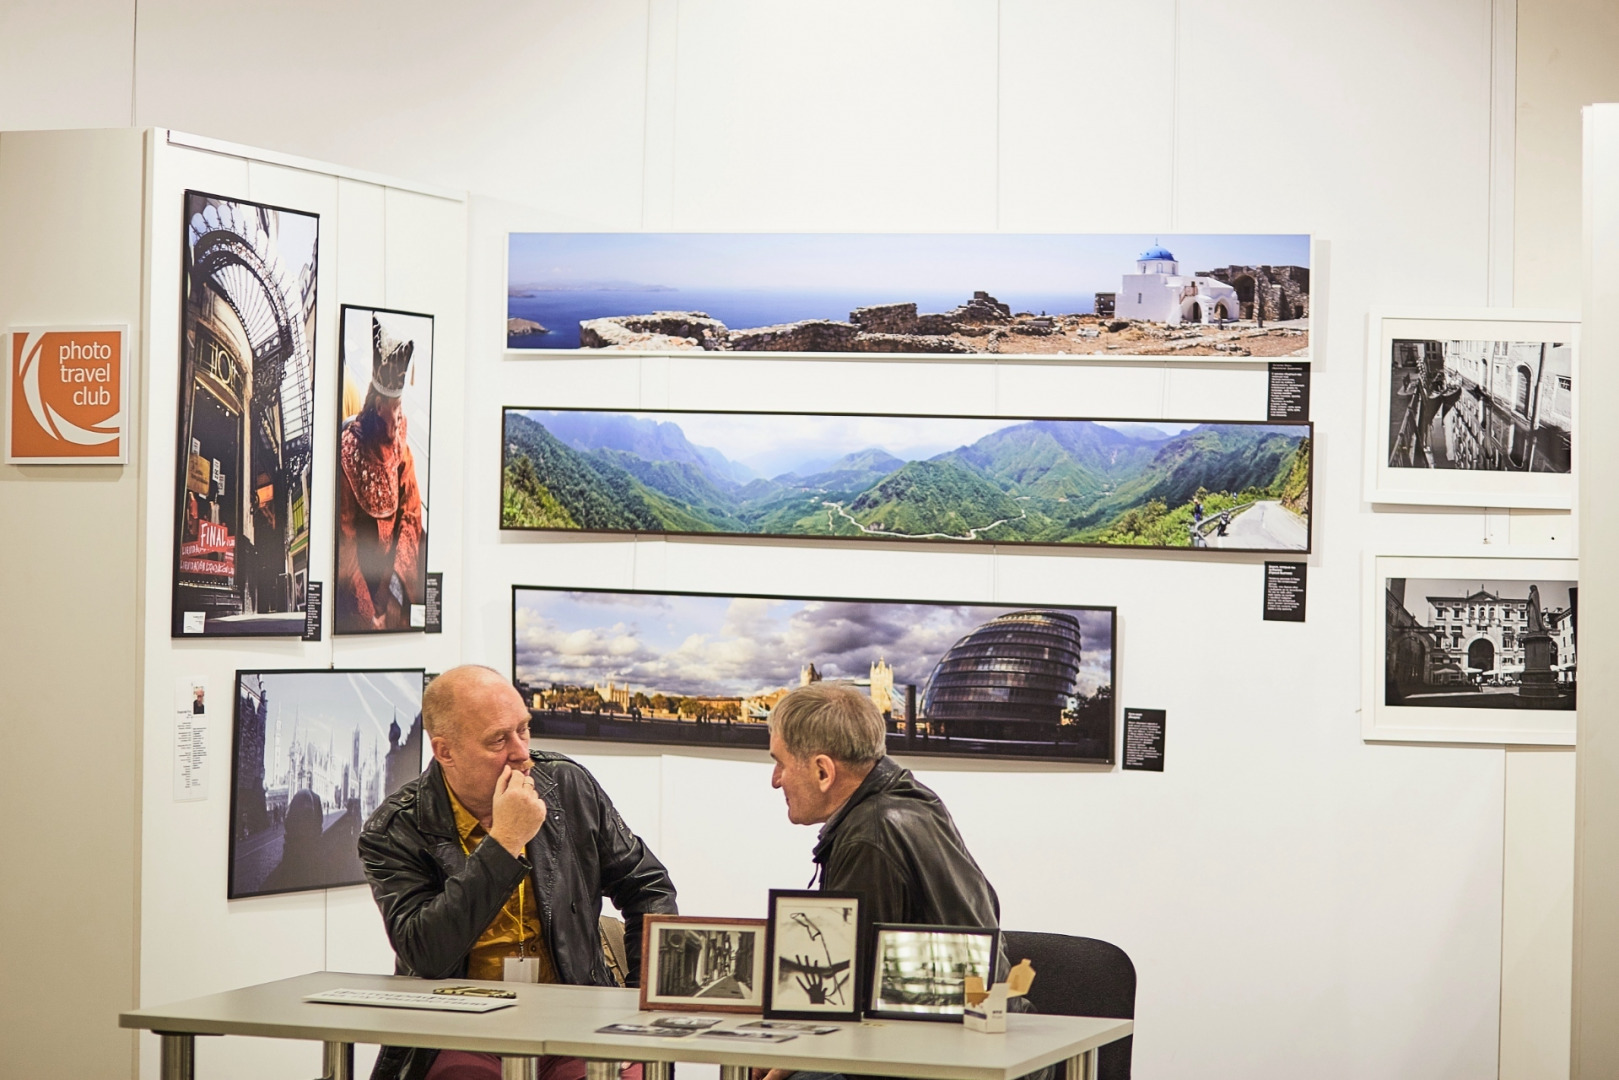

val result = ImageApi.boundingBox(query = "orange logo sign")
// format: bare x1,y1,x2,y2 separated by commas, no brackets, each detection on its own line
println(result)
7,326,127,463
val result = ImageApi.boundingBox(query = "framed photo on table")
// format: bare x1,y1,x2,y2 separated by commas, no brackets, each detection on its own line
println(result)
867,924,1000,1022
764,890,864,1022
639,916,767,1014
1363,553,1577,745
1363,309,1579,509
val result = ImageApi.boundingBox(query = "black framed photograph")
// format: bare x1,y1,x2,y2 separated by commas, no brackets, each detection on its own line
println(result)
764,890,864,1021
505,231,1312,363
512,585,1116,764
229,668,425,898
173,190,320,637
501,407,1312,554
639,916,767,1014
334,305,434,634
867,924,1000,1022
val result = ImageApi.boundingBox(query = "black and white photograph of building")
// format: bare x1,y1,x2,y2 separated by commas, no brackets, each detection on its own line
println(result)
871,927,997,1019
1384,578,1576,709
1387,338,1573,473
229,668,423,898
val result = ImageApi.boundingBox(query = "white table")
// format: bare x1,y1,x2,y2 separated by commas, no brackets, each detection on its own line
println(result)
120,971,1133,1080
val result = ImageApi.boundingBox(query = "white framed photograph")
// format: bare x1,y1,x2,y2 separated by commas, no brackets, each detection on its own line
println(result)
639,916,767,1014
1364,554,1577,745
1363,309,1578,509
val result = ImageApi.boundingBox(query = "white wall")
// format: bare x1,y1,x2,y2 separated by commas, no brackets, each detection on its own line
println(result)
132,135,467,1080
4,3,1616,1079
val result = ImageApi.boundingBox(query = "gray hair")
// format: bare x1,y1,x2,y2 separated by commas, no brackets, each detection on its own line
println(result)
768,683,887,765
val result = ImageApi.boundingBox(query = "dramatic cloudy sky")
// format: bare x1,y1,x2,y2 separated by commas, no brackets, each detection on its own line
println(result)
513,590,1113,699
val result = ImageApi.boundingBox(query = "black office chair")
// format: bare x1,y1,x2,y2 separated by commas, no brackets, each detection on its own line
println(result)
1002,931,1135,1080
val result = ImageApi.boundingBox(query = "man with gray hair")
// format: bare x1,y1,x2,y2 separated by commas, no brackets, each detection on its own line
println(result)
767,680,1006,947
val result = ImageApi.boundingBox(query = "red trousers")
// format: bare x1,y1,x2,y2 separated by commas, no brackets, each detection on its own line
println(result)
425,1053,643,1080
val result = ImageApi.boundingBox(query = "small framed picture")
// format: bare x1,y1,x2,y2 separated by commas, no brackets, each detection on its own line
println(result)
1364,553,1577,745
1363,309,1579,509
639,916,767,1014
867,924,1000,1022
764,890,864,1021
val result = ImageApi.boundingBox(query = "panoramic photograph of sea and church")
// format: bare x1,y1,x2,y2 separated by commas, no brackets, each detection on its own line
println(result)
506,232,1311,359
501,409,1312,552
511,587,1116,763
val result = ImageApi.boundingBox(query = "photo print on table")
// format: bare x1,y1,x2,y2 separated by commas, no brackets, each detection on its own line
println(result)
501,408,1312,554
1364,555,1577,745
334,306,434,635
867,925,1000,1022
1364,311,1578,509
512,586,1117,764
765,890,864,1021
506,232,1312,363
229,668,424,898
173,191,320,636
639,916,768,1014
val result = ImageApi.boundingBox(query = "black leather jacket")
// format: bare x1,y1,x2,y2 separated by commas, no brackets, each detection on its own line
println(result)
358,751,677,1080
814,756,1021,998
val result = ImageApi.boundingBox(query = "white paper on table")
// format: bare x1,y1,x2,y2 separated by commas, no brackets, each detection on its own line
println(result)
173,675,209,801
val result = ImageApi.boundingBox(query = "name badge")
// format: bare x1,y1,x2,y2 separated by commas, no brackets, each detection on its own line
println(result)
503,956,544,983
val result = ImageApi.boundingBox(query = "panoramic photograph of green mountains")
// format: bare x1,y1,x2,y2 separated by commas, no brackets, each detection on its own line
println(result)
501,409,1312,552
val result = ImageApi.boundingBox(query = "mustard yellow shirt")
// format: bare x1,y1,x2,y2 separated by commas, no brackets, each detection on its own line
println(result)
445,782,558,983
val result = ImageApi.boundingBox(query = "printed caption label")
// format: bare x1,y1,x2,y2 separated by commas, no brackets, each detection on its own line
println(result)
301,581,323,641
1267,362,1311,422
1264,561,1307,621
424,572,443,633
1122,709,1166,772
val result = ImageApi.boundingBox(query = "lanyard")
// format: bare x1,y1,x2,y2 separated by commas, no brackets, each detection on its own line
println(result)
458,829,529,958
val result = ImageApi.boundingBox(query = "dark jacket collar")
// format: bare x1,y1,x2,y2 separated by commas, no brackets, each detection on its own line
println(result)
813,755,904,865
416,753,556,841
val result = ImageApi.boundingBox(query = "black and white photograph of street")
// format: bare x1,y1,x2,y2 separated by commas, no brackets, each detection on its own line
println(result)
1385,578,1576,709
653,927,759,1001
1387,338,1573,473
230,669,424,897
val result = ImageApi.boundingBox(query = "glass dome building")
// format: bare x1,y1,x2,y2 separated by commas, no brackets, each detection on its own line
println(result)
920,609,1085,741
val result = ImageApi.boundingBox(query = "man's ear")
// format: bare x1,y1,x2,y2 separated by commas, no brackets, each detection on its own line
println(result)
430,734,452,767
813,754,837,791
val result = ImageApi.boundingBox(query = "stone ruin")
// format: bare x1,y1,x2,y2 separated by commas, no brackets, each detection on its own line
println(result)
1197,265,1310,322
577,291,1023,353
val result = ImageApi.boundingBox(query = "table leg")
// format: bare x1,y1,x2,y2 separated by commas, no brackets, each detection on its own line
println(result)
159,1033,195,1080
1063,1049,1098,1080
642,1062,673,1080
323,1041,354,1080
585,1061,622,1080
502,1057,540,1080
719,1066,750,1080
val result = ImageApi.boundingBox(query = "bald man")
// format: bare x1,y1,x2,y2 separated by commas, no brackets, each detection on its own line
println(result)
360,665,677,1080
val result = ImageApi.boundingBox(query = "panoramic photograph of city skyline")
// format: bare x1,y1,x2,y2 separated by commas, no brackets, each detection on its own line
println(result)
501,408,1312,553
511,586,1116,763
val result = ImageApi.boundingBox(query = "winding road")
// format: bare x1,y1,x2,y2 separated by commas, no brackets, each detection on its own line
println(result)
1205,500,1308,550
822,498,1029,541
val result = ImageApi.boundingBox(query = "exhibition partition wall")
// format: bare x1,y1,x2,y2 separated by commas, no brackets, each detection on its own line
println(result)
133,131,469,1080
0,9,1592,1079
